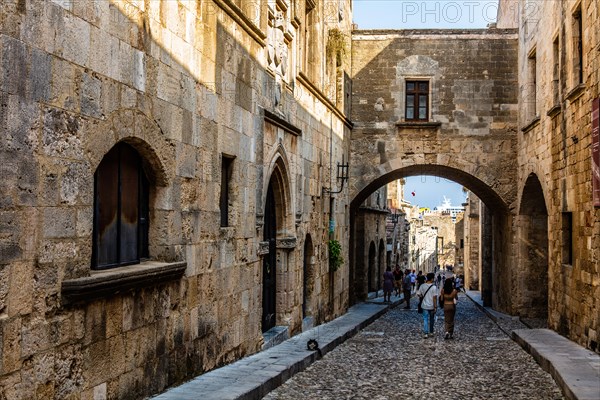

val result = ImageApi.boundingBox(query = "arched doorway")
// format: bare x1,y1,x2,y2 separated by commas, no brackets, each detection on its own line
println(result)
262,182,277,332
368,241,376,292
303,234,314,319
517,173,548,319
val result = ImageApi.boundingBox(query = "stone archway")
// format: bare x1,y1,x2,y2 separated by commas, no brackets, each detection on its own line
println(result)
516,173,548,320
349,164,516,312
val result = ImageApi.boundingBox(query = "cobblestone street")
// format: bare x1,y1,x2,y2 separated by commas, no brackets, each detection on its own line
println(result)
264,295,564,400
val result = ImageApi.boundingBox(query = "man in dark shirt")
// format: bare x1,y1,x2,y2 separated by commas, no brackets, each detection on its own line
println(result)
402,269,412,309
416,270,426,290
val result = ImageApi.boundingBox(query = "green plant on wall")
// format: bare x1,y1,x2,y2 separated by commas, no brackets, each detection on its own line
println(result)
328,239,343,272
326,28,347,65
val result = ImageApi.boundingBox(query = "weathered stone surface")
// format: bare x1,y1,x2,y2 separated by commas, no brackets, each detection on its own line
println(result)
515,0,599,352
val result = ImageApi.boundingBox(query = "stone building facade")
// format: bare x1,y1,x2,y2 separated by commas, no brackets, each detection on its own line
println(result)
0,0,354,398
351,187,388,302
513,0,600,350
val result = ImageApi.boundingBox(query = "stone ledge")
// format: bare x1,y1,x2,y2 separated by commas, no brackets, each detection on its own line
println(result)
566,83,586,102
547,104,562,118
521,116,541,133
396,121,442,129
61,261,186,304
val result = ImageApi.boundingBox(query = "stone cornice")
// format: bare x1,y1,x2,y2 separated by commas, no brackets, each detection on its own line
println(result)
297,72,354,129
264,109,302,136
352,29,518,41
566,83,586,102
396,121,442,129
213,0,267,47
521,116,541,133
61,261,186,304
547,104,562,118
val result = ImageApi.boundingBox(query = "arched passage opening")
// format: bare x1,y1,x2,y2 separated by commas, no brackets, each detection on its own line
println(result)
517,173,548,320
349,165,513,312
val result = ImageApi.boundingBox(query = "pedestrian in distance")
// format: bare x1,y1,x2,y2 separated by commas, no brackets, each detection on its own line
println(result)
416,270,425,290
417,272,438,338
410,269,417,293
382,266,394,303
393,265,403,296
402,269,412,309
457,275,466,292
440,277,459,339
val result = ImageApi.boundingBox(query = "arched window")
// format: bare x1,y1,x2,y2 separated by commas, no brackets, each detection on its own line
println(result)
92,142,149,269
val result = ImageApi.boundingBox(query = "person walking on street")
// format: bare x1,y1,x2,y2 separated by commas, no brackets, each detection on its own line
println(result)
416,270,425,290
440,278,459,339
383,266,394,303
410,269,417,293
393,265,403,296
402,269,412,309
417,272,438,338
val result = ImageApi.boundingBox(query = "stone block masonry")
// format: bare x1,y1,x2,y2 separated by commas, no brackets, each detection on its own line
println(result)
0,0,354,398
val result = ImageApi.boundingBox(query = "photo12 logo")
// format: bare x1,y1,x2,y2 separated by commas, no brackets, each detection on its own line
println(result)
399,1,500,24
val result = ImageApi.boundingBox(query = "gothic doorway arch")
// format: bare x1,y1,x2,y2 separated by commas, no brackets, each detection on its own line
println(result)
517,173,548,319
261,151,294,333
262,182,277,332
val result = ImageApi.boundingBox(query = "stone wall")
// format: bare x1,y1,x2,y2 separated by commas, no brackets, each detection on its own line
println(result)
351,188,388,302
463,193,482,290
0,0,353,398
516,0,599,352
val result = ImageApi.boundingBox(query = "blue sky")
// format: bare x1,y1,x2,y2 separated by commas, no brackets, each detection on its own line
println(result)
353,1,496,208
403,176,467,208
352,0,500,29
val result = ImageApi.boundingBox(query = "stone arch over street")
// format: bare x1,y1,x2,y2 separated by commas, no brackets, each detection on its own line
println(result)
349,29,523,314
349,164,514,313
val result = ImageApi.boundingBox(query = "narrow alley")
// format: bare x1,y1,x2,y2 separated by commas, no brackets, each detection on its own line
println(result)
263,295,563,400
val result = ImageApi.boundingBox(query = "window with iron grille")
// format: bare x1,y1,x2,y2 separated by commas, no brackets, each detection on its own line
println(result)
405,81,429,121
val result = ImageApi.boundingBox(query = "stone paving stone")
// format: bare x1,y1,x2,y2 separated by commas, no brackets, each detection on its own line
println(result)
264,294,564,400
